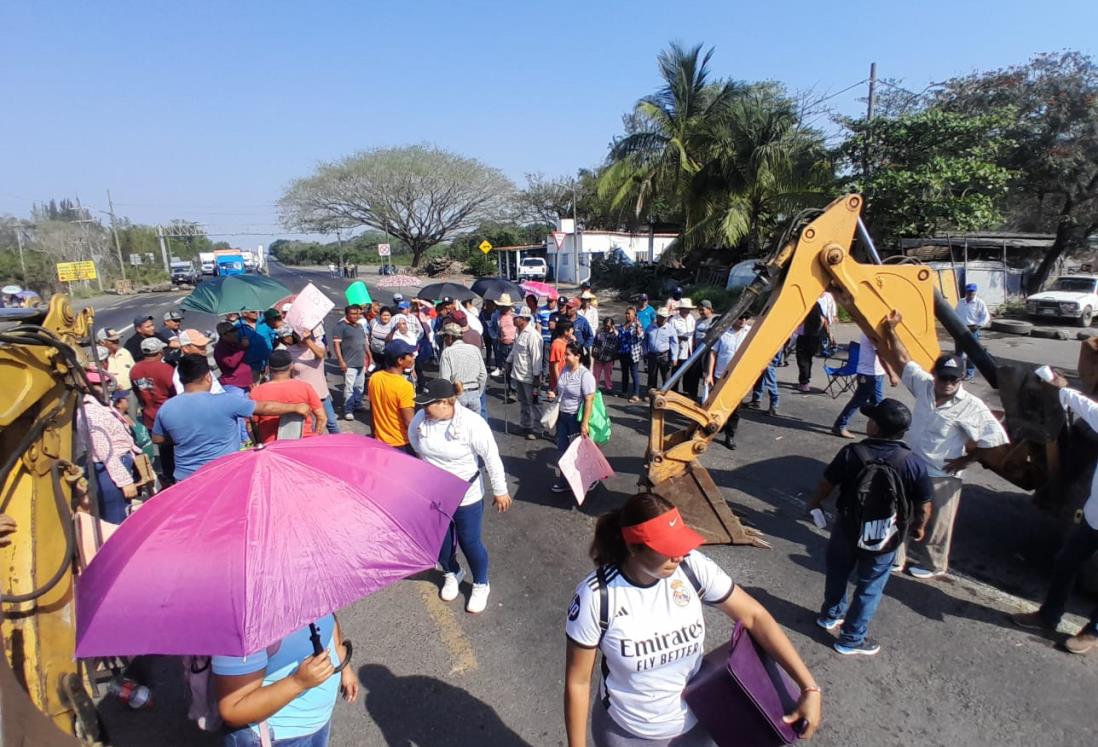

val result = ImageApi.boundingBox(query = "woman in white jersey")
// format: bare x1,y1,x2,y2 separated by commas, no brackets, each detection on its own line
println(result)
564,493,821,746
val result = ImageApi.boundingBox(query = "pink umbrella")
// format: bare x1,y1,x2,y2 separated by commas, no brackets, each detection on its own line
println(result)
75,434,469,658
522,281,559,300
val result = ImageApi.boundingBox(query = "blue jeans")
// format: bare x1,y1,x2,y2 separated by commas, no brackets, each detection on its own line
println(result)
342,367,366,412
957,328,980,378
93,454,134,525
223,720,330,746
619,354,640,397
439,499,489,585
320,397,340,434
752,363,780,407
821,524,896,647
480,391,488,419
556,411,581,454
834,374,884,429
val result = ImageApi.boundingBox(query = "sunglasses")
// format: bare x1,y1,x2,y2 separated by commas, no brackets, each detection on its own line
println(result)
936,375,961,383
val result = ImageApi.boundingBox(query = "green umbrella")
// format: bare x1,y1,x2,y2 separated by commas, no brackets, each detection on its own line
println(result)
181,275,292,314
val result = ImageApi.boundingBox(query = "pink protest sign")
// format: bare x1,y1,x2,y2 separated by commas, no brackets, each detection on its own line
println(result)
285,282,334,334
558,436,615,505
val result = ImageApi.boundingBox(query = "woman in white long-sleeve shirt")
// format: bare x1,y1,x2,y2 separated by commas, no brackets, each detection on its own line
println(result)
408,379,512,614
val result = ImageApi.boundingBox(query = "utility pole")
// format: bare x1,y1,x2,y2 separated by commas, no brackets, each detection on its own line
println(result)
156,225,170,273
12,223,27,283
571,180,580,285
867,62,877,120
106,190,126,280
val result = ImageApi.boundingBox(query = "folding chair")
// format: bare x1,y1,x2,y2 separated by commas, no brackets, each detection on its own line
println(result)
823,341,860,399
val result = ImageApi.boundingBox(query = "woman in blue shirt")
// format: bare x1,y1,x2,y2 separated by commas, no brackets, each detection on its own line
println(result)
213,615,358,746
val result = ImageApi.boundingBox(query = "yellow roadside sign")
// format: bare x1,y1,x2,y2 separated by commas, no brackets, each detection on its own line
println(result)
56,260,98,282
479,240,493,255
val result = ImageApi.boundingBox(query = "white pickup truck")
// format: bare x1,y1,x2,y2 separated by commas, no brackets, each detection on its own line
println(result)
517,256,548,281
1025,275,1098,327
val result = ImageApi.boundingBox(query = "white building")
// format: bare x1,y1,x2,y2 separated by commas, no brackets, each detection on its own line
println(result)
545,225,679,284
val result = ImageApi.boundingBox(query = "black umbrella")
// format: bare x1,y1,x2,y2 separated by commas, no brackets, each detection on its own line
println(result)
416,282,478,302
470,277,526,303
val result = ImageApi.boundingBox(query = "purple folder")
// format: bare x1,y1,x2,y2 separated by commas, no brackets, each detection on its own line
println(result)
683,622,803,746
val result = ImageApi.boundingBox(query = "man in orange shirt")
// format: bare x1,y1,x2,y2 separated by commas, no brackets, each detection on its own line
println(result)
249,350,326,443
367,340,416,453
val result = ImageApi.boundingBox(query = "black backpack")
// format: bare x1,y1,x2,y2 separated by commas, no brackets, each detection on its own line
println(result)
839,444,912,553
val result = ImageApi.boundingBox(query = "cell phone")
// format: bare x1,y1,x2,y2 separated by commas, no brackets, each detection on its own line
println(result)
810,508,827,529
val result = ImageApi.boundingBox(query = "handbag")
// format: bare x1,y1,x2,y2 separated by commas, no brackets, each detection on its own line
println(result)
539,400,560,431
683,622,803,746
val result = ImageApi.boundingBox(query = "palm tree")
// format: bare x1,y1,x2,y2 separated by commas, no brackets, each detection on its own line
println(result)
599,43,741,225
686,89,834,254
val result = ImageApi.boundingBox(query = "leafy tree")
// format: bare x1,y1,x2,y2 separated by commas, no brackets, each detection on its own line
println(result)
837,108,1014,245
936,51,1098,290
279,145,515,267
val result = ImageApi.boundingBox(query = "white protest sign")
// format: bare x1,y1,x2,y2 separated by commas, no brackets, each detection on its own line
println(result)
558,436,615,505
285,282,335,334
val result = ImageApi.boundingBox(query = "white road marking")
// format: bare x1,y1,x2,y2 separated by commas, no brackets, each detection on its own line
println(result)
173,297,184,305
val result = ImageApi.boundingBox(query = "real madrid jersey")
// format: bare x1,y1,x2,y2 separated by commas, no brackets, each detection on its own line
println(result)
565,551,734,740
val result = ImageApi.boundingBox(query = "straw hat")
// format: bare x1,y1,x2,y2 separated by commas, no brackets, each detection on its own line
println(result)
677,298,696,310
496,293,514,306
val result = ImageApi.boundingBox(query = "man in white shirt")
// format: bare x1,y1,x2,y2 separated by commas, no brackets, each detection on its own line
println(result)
833,333,893,439
1011,372,1098,654
882,311,1009,579
506,307,544,439
462,298,484,335
578,290,599,332
669,299,696,392
954,283,991,381
706,312,751,449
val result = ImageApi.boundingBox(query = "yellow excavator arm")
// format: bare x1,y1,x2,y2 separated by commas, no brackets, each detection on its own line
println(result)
1,295,100,744
646,195,943,546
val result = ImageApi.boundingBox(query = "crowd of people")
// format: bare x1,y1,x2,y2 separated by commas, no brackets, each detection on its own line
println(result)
68,276,1098,747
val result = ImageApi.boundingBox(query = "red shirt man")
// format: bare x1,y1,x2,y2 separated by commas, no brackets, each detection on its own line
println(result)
249,350,325,443
129,338,176,428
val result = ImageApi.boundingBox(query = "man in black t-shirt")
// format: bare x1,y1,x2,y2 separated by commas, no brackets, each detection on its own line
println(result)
807,398,932,656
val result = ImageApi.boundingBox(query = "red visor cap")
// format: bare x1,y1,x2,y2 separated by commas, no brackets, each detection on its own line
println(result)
620,507,704,558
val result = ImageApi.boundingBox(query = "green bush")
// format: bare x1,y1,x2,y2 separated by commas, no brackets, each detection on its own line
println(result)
684,285,743,314
464,253,496,276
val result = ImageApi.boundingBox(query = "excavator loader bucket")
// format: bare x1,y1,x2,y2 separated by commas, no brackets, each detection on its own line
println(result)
648,462,771,549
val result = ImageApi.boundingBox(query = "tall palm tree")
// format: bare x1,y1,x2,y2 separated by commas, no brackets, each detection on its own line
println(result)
686,90,833,254
599,43,741,223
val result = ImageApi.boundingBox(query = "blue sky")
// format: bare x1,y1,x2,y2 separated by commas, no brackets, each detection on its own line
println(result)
2,0,1095,248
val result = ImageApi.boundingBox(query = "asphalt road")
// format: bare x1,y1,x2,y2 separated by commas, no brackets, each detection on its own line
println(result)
94,265,1098,746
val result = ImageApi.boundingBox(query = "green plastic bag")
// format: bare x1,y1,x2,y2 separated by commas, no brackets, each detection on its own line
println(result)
131,421,156,463
578,391,612,445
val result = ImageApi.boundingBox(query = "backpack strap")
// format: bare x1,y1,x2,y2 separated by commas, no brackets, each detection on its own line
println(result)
596,565,609,642
679,556,705,599
595,565,612,710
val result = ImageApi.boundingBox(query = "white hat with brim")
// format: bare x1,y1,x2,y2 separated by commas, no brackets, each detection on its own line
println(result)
677,298,696,310
495,293,514,307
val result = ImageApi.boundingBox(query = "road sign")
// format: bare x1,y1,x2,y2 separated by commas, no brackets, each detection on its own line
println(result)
479,240,493,255
378,243,391,257
56,260,97,282
552,231,567,250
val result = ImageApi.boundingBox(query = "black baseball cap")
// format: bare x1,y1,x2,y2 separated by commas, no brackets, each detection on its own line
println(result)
860,398,912,437
933,355,964,379
133,314,154,327
268,349,292,370
414,378,456,405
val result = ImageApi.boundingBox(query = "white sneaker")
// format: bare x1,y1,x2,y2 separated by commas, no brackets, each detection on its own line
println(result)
490,368,502,378
440,569,465,601
466,583,490,613
344,412,355,421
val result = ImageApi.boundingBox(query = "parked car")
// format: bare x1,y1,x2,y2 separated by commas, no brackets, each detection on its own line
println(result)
517,257,548,281
1025,275,1098,327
